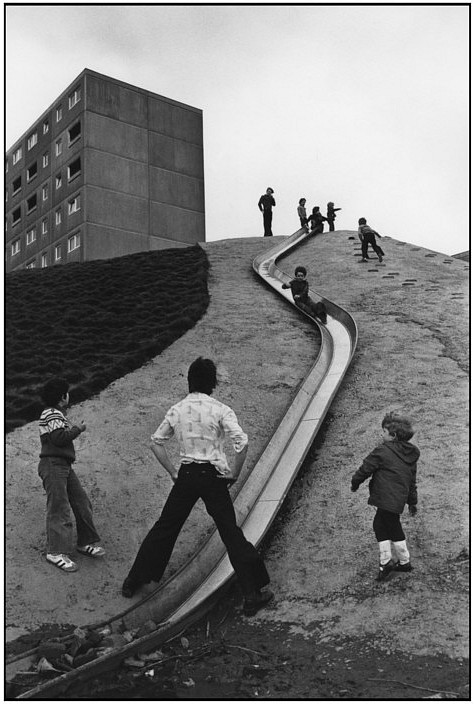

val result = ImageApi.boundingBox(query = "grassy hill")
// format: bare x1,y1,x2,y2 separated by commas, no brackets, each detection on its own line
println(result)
5,245,209,431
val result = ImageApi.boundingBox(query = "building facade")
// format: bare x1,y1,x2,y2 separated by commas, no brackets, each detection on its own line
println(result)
5,69,205,272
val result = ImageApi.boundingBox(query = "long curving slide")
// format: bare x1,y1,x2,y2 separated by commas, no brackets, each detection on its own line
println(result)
15,228,357,699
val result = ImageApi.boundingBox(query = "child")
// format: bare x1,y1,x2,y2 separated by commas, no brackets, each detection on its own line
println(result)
297,198,309,231
358,217,385,262
326,202,341,232
122,357,273,617
351,411,419,581
307,206,327,235
282,266,327,324
38,377,105,572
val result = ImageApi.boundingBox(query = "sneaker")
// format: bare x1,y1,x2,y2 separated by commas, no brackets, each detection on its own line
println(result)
243,588,274,616
46,553,78,573
77,544,106,558
392,561,413,573
376,560,394,582
378,254,384,263
122,577,141,598
359,258,369,263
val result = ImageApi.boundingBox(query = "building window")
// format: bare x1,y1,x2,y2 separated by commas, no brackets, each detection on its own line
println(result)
42,183,49,201
41,218,48,235
12,176,21,194
68,232,81,253
55,174,62,189
41,253,48,268
43,120,49,135
55,139,62,157
27,162,38,181
55,244,62,261
27,132,38,150
12,207,21,225
26,260,36,269
68,194,81,215
13,147,22,165
27,193,37,213
68,157,81,181
43,152,49,168
68,87,81,109
56,105,62,122
68,121,81,145
26,227,37,245
11,239,21,256
55,209,61,226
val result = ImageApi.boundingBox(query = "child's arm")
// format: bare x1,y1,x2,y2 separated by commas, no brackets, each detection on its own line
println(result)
150,443,178,482
351,448,380,491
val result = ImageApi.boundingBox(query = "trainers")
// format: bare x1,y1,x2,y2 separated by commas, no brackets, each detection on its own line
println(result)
46,553,78,573
378,254,383,263
376,560,394,582
122,577,141,598
392,561,413,573
243,588,274,616
77,544,106,558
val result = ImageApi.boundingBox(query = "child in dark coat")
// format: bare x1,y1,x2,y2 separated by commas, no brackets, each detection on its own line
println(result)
351,411,419,581
282,266,327,324
307,207,327,234
326,202,341,232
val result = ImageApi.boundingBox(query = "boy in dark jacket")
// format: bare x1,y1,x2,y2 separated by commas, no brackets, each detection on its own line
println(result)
38,377,105,573
282,266,327,324
358,217,385,262
307,206,327,234
351,411,419,581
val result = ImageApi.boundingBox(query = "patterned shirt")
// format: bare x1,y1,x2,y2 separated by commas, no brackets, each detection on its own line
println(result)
39,407,81,461
151,393,248,473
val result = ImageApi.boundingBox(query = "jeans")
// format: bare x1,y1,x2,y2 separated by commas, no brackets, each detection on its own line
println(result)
373,508,405,542
38,457,101,554
362,234,384,259
263,210,273,236
126,462,269,597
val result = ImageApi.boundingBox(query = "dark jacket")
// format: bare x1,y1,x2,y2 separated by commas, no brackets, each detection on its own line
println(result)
351,440,419,514
282,278,309,303
258,194,276,211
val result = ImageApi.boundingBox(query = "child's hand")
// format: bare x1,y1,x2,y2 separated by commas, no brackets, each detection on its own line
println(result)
78,421,86,432
408,505,417,516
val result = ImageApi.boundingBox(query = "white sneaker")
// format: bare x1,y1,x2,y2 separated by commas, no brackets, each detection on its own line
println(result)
46,553,78,572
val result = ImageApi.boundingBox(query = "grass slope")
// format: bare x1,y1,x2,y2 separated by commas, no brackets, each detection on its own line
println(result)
5,245,209,432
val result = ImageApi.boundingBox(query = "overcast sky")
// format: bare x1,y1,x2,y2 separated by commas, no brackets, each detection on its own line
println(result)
6,4,469,255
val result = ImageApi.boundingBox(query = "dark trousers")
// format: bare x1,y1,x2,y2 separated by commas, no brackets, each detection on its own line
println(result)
126,463,269,597
263,210,273,236
296,298,327,323
362,233,384,259
327,219,335,232
38,457,101,553
373,508,405,542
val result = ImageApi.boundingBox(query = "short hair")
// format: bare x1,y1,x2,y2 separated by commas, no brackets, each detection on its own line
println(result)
188,357,217,395
267,187,274,193
382,411,414,441
41,377,69,407
299,198,306,205
295,265,307,277
358,217,367,225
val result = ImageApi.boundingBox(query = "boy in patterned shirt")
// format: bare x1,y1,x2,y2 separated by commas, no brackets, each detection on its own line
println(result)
122,357,274,616
38,377,104,572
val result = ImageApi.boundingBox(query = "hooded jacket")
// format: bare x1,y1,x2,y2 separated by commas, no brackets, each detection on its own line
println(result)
351,440,419,514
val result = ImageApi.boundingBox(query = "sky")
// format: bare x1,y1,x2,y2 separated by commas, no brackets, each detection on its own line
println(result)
5,4,469,255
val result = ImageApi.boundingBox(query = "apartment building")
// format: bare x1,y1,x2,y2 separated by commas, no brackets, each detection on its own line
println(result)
5,69,205,272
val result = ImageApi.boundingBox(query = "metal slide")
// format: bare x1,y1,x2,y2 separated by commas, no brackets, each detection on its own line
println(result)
14,228,357,699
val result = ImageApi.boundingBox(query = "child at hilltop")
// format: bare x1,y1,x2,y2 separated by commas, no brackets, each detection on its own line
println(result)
326,202,341,232
297,198,309,231
307,206,327,235
282,266,327,324
351,411,419,581
38,377,105,573
358,217,385,262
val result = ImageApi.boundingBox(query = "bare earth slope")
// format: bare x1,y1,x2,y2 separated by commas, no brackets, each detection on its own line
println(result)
6,231,469,698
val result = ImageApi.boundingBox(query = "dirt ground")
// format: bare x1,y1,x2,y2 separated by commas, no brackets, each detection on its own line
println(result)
5,232,469,699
